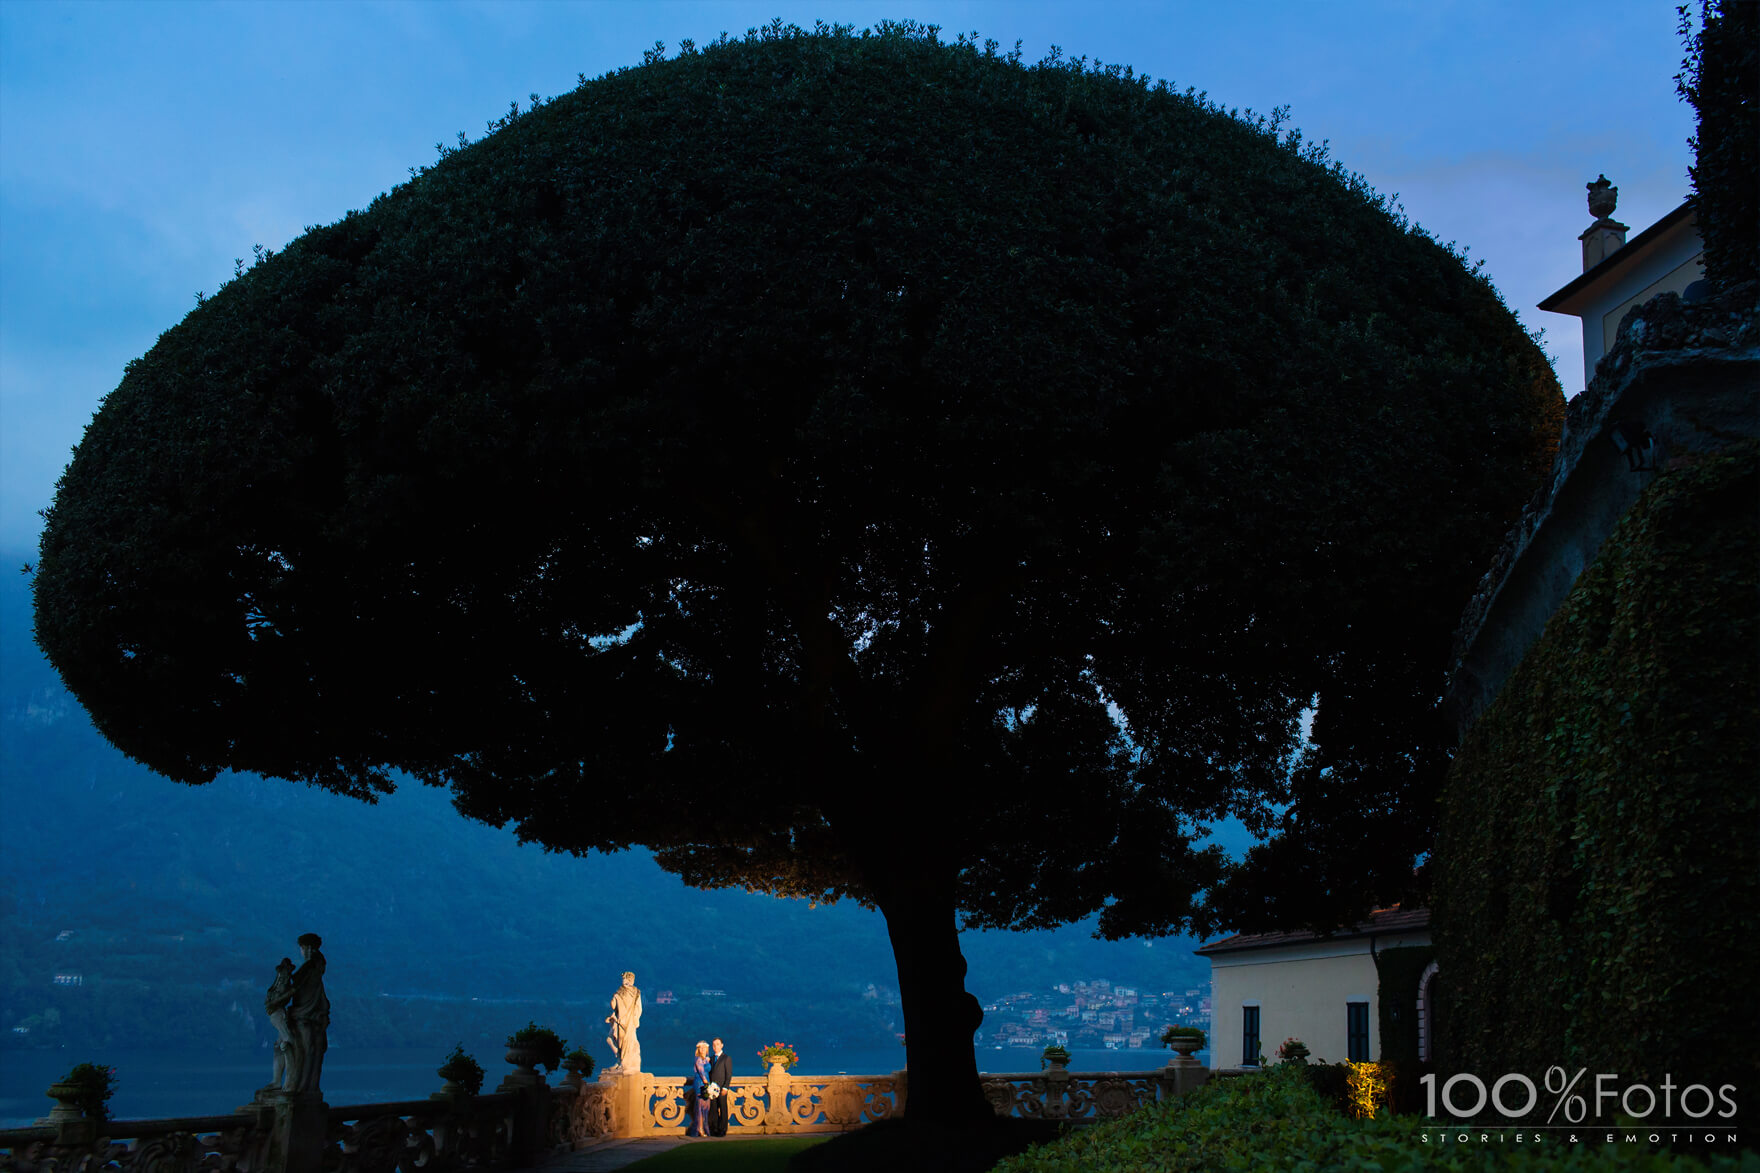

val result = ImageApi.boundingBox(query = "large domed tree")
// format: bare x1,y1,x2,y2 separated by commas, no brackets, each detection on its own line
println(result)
34,22,1559,1124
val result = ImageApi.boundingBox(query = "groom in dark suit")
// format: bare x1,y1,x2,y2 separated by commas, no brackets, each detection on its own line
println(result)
708,1038,731,1136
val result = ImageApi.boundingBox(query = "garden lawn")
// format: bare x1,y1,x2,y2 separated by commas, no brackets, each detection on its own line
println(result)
621,1137,827,1171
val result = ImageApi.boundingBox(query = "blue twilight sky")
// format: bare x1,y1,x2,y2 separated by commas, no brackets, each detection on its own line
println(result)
0,0,1697,552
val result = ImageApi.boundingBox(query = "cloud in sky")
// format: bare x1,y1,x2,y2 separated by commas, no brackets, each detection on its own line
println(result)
0,0,1695,551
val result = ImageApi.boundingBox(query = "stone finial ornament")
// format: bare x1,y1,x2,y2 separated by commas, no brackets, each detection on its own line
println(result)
1580,175,1629,270
604,971,643,1074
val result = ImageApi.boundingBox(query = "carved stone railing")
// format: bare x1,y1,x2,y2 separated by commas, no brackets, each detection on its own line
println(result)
0,1113,270,1173
324,1092,519,1173
560,1083,609,1148
2,1082,568,1173
568,1067,905,1139
979,1069,1164,1122
566,1061,1207,1141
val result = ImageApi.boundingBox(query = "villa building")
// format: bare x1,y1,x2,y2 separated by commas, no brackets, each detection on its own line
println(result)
1537,176,1704,390
1196,906,1432,1068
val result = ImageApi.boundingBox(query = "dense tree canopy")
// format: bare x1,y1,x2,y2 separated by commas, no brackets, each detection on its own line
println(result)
35,21,1560,1121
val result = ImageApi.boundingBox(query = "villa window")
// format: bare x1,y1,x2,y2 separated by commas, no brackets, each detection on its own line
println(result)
1347,1001,1370,1062
1242,1005,1260,1065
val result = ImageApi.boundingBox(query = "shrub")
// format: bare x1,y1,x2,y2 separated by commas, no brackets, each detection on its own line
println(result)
991,1063,1751,1172
1304,1060,1351,1114
438,1043,485,1095
1343,1060,1388,1120
58,1062,117,1123
505,1022,567,1072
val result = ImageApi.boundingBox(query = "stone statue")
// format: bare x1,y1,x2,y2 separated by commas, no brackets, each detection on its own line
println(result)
262,957,296,1095
285,933,330,1094
604,971,643,1074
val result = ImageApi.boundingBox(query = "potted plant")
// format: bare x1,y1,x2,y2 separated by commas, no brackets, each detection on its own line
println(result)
560,1048,595,1087
46,1062,116,1123
1160,1025,1205,1060
757,1042,799,1072
505,1022,567,1074
1039,1044,1071,1071
436,1044,485,1097
1275,1037,1311,1064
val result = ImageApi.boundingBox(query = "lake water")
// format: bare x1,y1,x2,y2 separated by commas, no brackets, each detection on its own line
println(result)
0,1045,1206,1129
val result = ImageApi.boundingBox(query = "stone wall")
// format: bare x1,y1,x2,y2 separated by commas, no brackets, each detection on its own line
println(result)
1445,285,1759,736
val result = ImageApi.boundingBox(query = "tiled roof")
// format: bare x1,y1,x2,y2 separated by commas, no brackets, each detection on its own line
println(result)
1193,905,1430,956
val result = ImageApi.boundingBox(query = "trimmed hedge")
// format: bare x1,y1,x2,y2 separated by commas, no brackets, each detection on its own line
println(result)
990,1064,1751,1172
1433,443,1759,1098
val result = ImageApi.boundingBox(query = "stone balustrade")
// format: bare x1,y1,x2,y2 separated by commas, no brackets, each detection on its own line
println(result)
326,1092,525,1173
0,1112,268,1173
565,1058,1209,1140
3,1058,1213,1169
0,1078,568,1173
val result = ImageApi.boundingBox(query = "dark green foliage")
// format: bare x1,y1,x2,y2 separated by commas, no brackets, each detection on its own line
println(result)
58,1061,117,1122
505,1021,566,1071
991,1063,1749,1172
439,1043,486,1095
1433,442,1759,1096
1678,0,1758,291
563,1048,595,1079
1302,1061,1352,1115
32,21,1558,1116
36,18,1554,933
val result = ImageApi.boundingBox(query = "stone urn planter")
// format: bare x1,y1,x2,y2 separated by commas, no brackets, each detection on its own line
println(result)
1166,1035,1202,1061
504,1046,545,1077
40,1081,87,1124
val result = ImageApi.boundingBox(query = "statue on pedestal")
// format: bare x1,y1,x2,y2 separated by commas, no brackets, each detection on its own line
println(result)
261,957,297,1096
285,933,330,1094
604,972,643,1074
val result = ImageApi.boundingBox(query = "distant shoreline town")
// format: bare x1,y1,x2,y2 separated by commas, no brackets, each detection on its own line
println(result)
976,978,1210,1052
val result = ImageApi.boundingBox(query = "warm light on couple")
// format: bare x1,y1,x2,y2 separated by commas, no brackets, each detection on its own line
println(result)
686,1037,731,1137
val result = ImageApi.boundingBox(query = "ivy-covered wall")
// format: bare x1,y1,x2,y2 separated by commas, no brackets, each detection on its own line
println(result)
1433,441,1757,1095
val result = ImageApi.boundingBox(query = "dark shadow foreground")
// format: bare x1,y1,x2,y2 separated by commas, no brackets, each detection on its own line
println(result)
786,1118,1070,1173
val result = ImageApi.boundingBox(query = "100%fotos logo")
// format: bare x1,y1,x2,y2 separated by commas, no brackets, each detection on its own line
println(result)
1422,1067,1737,1124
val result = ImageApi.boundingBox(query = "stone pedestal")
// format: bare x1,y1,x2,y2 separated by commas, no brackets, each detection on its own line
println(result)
1161,1059,1210,1100
264,1091,328,1173
1040,1064,1071,1119
498,1067,551,1165
604,1070,649,1139
764,1064,792,1130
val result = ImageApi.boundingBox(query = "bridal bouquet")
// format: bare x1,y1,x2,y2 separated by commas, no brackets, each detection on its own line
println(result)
704,1081,722,1100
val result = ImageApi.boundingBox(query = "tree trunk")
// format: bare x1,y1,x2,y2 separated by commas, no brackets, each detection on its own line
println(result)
872,864,992,1126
